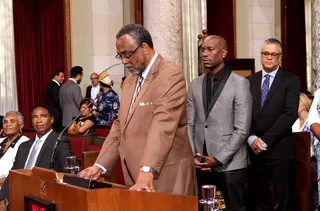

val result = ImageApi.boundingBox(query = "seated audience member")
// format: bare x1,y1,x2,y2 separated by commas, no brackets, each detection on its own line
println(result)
0,116,3,138
93,71,120,126
0,104,75,210
0,112,29,186
68,99,95,136
292,93,318,210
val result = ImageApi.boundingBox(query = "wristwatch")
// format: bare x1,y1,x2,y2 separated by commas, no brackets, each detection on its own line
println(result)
139,166,158,178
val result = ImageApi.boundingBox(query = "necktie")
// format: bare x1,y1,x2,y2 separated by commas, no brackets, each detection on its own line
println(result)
132,75,144,105
25,139,42,169
261,74,270,108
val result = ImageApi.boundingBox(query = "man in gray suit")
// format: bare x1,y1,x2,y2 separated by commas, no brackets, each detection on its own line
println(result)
187,35,252,211
59,66,84,127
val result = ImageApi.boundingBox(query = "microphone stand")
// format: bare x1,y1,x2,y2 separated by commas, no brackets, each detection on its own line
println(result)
50,92,102,169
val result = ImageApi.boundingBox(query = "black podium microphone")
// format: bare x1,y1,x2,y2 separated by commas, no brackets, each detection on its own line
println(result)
50,91,103,169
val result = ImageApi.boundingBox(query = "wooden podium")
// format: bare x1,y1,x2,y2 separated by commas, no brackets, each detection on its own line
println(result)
9,167,198,211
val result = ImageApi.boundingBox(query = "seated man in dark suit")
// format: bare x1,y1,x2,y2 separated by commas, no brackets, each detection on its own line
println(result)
0,104,75,210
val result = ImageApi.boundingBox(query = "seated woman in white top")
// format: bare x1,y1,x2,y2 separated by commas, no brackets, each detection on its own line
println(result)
0,111,29,187
292,93,319,209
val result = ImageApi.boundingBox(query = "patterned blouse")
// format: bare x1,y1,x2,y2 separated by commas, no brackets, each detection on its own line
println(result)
95,88,120,126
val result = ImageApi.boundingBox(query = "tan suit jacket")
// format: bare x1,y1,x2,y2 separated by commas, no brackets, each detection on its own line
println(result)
96,55,197,196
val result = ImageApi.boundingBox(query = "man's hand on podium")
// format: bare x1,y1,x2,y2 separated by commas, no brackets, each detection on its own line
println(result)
79,165,102,180
0,200,7,211
129,172,155,193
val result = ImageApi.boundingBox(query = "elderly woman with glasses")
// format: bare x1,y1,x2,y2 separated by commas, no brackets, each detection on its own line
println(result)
0,111,29,187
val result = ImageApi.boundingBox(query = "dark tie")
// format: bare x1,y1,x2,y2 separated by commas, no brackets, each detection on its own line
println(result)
261,74,270,108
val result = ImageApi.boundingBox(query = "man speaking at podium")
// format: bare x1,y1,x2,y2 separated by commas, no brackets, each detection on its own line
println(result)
79,24,197,196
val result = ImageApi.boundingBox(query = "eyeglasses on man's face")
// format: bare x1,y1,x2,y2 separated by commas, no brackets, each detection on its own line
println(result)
115,43,142,60
261,51,282,59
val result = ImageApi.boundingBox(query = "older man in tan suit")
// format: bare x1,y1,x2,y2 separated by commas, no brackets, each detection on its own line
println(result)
80,24,197,196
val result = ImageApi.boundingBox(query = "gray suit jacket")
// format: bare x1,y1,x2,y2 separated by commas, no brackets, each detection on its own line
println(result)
59,79,83,126
187,69,252,172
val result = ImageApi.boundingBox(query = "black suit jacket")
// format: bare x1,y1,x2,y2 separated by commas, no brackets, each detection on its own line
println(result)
247,67,300,159
45,81,62,124
85,85,102,99
0,131,74,201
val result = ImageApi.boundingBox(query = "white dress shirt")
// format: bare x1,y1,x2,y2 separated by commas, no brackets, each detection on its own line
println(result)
90,85,100,100
52,79,60,86
24,129,53,169
308,88,320,126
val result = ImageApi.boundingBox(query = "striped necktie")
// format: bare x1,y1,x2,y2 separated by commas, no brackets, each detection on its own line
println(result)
132,75,144,105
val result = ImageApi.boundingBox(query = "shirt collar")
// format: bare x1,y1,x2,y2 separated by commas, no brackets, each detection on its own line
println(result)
262,66,279,78
52,79,60,86
35,129,53,142
69,78,77,84
206,65,226,81
141,52,158,79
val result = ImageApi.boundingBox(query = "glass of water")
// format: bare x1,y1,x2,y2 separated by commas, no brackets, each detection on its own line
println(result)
64,155,79,174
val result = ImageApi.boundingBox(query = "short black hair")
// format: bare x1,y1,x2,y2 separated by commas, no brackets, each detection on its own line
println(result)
116,24,153,49
31,104,53,117
70,66,83,78
80,98,93,108
52,69,64,79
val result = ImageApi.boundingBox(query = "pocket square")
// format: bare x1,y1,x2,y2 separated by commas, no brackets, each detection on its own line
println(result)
139,102,152,106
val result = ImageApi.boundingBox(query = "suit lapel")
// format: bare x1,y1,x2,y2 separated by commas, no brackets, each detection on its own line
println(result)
123,56,162,131
260,68,283,112
202,75,208,114
252,72,262,114
122,76,138,128
17,141,33,169
35,132,55,166
205,68,232,119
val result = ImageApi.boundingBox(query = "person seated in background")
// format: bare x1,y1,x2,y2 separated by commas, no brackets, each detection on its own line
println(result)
0,104,75,210
93,71,120,126
0,116,4,138
292,93,319,210
67,98,95,136
0,111,29,187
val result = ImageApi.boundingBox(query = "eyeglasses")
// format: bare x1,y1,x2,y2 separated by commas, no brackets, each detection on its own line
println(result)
90,77,99,80
115,43,142,60
261,51,282,58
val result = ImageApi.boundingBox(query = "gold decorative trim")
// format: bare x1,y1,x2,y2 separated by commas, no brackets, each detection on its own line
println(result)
65,0,72,73
135,0,143,25
233,0,237,58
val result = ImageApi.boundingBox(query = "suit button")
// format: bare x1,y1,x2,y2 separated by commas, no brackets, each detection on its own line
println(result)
205,125,208,128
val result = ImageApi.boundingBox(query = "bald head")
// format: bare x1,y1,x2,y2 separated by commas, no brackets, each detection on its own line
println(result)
90,72,99,86
201,35,228,72
204,35,228,51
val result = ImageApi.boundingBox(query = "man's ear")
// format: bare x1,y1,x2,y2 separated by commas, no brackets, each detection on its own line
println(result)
222,49,228,58
50,116,54,124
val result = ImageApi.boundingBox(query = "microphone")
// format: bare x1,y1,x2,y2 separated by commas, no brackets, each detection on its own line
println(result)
50,91,103,169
